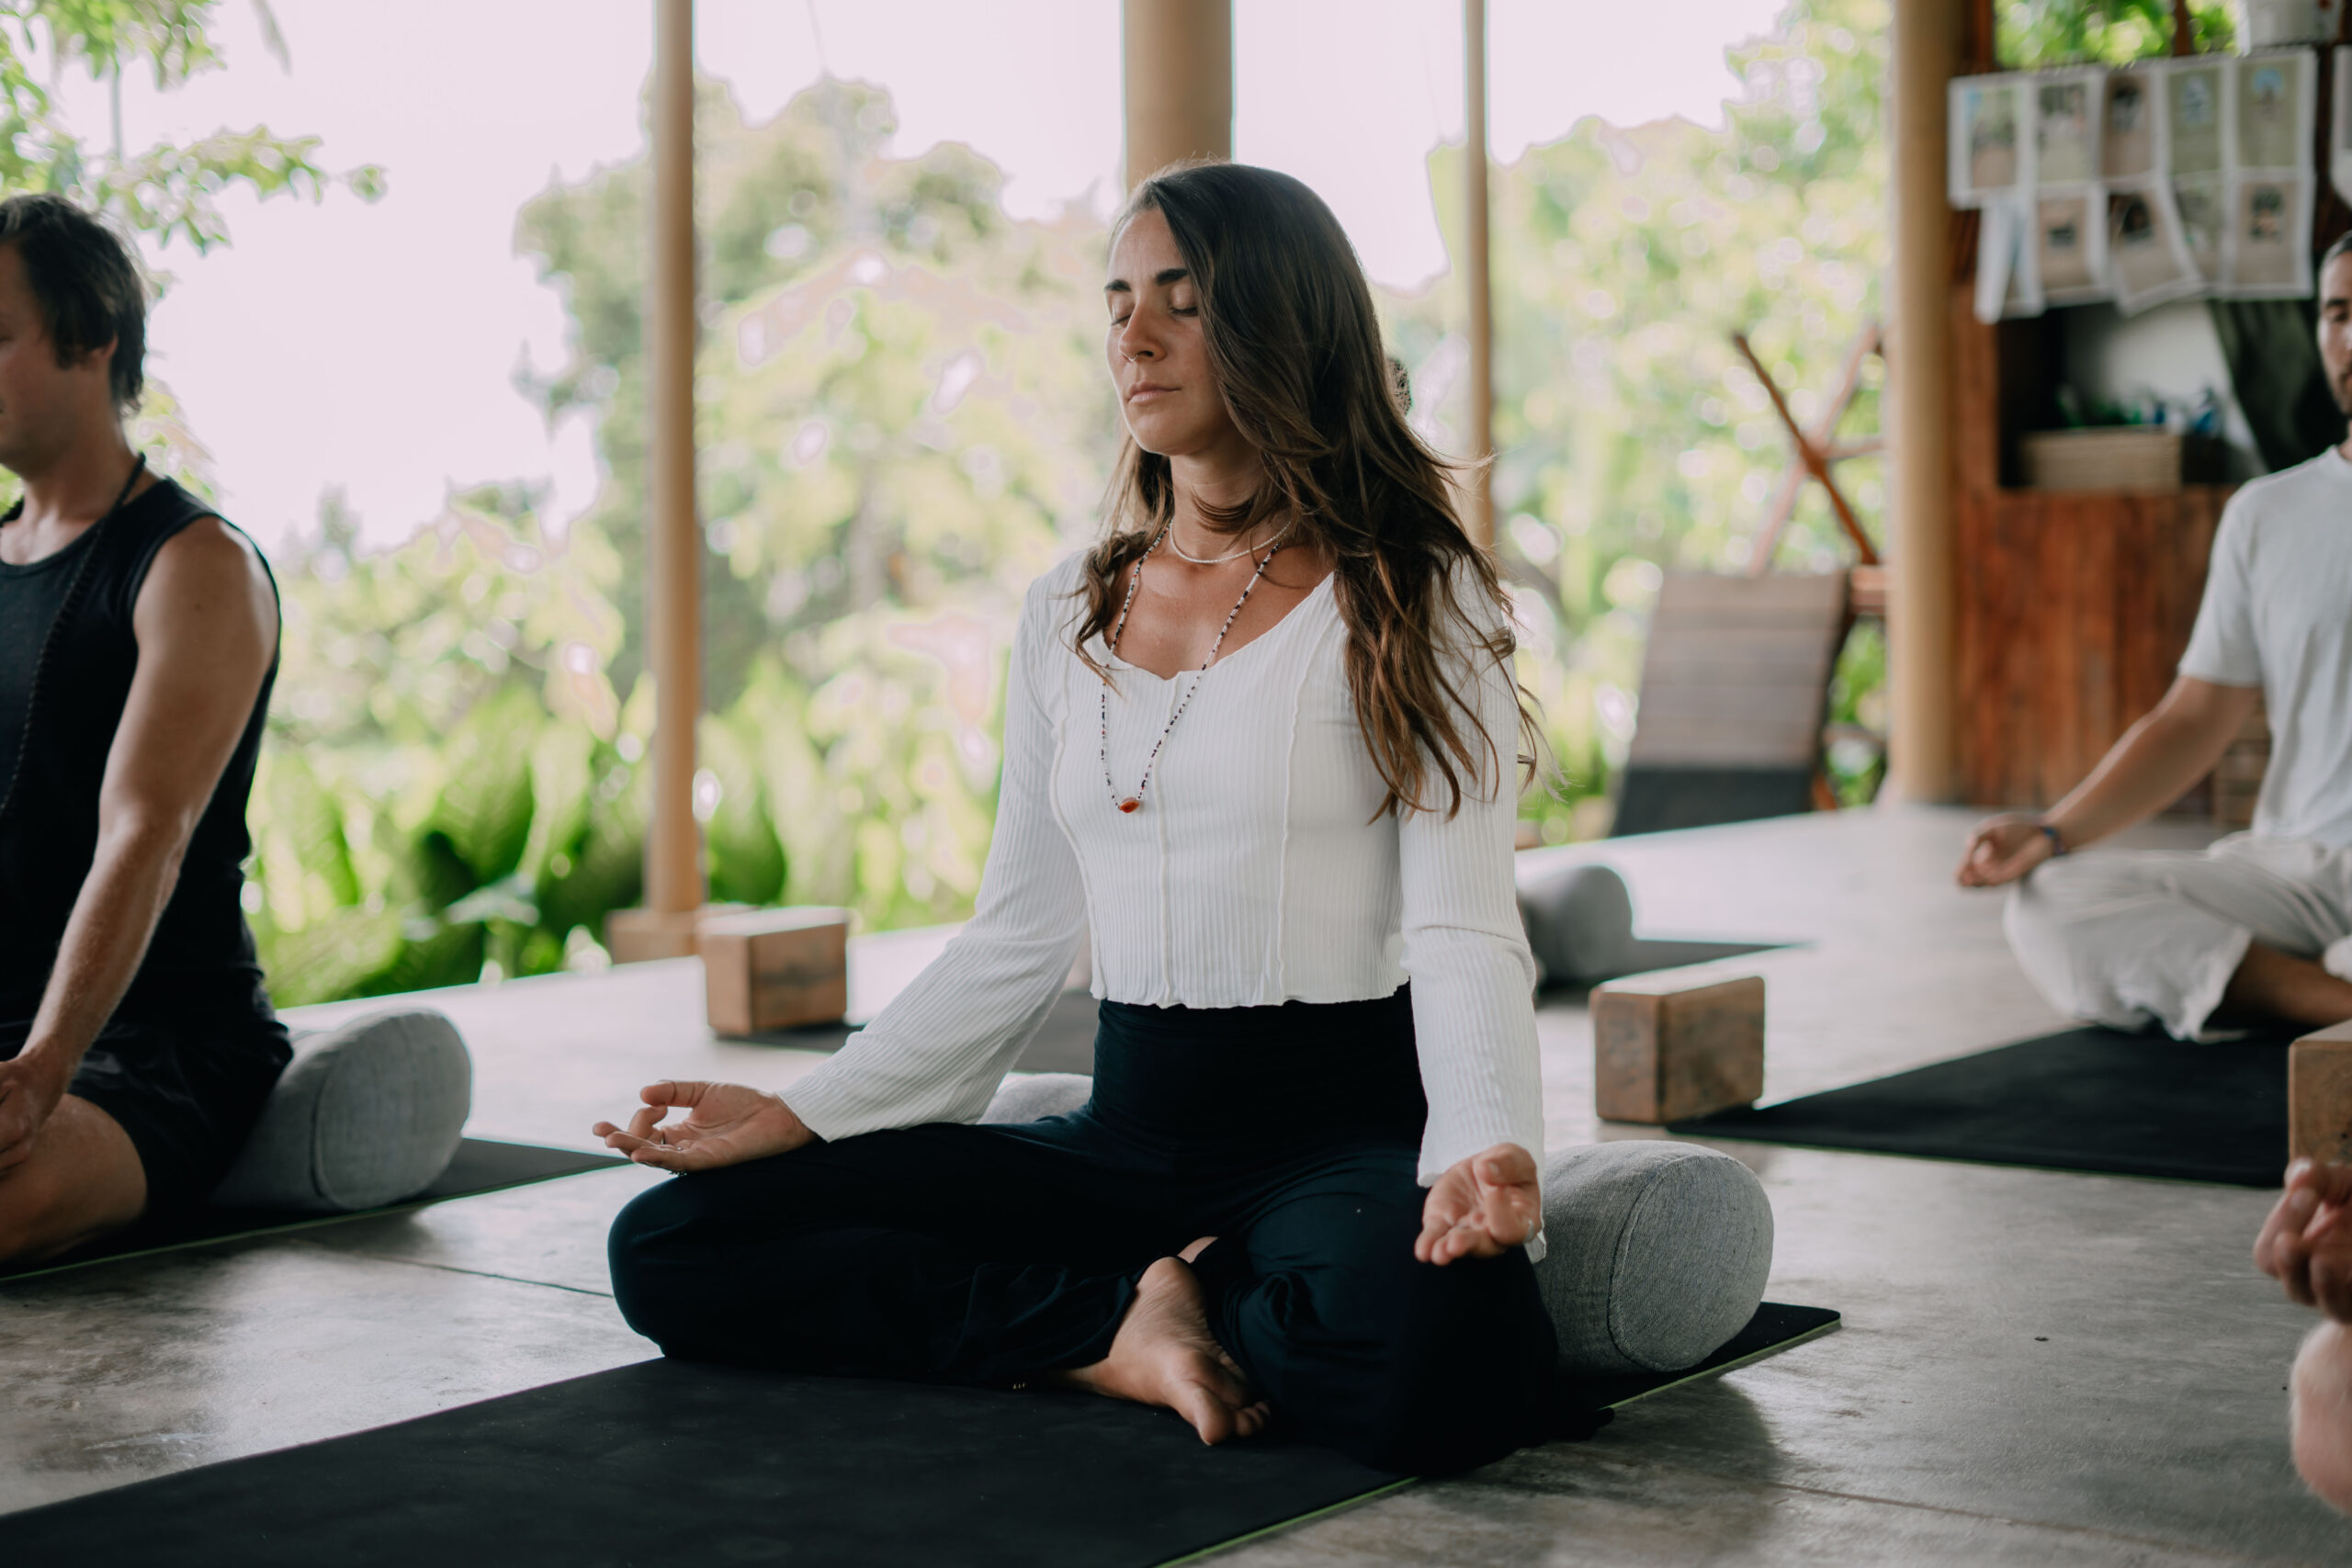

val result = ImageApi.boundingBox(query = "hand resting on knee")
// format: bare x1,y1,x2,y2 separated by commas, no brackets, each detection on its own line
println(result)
594,1079,814,1170
1416,1142,1542,1265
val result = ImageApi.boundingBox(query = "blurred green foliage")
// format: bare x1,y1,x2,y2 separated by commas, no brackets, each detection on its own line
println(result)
1996,0,2235,67
1389,0,1894,841
0,2,381,252
254,80,1113,998
253,0,1908,998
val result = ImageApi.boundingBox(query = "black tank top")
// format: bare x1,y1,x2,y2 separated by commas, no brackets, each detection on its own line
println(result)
0,477,279,1026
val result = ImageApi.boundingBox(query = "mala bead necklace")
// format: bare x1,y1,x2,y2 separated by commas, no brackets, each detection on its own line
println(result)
1101,520,1284,815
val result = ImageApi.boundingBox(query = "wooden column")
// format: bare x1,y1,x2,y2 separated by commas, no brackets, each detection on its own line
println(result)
1884,0,1963,803
1463,0,1495,548
1121,0,1232,188
611,0,704,962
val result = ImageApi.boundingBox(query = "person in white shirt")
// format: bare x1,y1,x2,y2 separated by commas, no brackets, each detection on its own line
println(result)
594,162,1554,1473
1958,234,2352,1040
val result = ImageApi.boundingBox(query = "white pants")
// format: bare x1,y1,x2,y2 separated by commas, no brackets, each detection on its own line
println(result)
2005,834,2352,1040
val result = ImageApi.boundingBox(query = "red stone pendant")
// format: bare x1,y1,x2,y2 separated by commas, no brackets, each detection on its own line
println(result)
1116,796,1142,814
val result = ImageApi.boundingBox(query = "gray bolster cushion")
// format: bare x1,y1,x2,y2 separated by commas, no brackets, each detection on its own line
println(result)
1535,1140,1774,1374
979,1077,1772,1377
1518,863,1636,987
209,1009,473,1213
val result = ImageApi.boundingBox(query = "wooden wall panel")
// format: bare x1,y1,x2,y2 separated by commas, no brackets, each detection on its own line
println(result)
1955,487,2230,807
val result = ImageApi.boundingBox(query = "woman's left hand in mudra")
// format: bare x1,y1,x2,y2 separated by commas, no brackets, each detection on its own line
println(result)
593,1079,815,1172
1415,1143,1541,1265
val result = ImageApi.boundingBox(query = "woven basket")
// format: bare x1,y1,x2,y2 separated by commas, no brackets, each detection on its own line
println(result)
2019,428,2183,492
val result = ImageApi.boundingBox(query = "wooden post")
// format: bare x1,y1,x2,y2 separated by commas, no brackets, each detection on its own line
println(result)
1121,0,1232,189
1463,0,1495,549
610,0,705,963
1884,0,1962,803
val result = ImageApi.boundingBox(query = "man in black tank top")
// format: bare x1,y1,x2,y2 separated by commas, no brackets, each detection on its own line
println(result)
0,194,288,1263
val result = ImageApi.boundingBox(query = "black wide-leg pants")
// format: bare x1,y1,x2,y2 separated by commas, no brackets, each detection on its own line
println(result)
607,987,1558,1474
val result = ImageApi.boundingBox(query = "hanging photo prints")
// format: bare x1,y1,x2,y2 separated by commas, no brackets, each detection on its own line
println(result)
2037,190,2109,303
2106,185,2203,312
2035,70,2104,187
2167,59,2228,178
1973,197,2040,322
2174,177,2226,282
2225,174,2315,296
2233,50,2317,171
1958,52,2331,314
1950,75,2029,207
2103,68,2160,181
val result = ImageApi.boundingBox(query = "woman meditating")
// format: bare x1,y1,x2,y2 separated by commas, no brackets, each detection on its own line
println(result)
599,162,1555,1474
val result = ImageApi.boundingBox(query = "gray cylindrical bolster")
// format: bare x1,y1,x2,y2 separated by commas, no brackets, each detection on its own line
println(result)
1535,1140,1774,1374
1518,863,1637,986
209,1009,473,1213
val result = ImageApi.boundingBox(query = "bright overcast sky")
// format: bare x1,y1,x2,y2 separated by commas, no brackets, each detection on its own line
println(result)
73,0,1789,553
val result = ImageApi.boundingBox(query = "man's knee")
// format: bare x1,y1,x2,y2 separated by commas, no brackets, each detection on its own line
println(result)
0,1100,146,1263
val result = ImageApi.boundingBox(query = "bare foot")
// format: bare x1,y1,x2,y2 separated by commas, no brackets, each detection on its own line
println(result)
1180,1235,1216,1263
1051,1256,1270,1445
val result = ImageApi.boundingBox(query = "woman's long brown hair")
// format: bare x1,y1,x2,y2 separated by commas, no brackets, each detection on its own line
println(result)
1075,161,1533,819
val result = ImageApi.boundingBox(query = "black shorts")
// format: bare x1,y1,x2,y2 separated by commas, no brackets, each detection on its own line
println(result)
2,1014,290,1214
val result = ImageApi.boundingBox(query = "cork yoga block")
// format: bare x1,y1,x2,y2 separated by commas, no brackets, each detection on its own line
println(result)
699,908,852,1037
2290,1021,2352,1166
1592,974,1767,1124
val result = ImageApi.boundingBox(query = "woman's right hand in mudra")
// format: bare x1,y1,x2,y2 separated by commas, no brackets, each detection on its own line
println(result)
593,1080,815,1171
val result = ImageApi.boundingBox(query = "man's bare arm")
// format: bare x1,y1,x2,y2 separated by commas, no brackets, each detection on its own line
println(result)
1958,675,2259,888
0,519,276,1169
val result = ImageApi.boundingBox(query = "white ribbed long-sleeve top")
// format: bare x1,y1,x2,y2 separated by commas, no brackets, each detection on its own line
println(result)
782,549,1545,1189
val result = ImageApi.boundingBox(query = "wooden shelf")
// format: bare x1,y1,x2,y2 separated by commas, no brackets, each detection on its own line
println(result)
1995,483,2237,501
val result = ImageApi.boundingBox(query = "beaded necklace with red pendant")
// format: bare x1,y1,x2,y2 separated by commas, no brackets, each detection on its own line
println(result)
1100,522,1285,815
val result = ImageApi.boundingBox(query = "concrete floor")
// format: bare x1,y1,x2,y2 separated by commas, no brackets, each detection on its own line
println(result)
4,805,2346,1563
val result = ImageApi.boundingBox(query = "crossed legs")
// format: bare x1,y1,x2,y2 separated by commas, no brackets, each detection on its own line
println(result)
606,1116,1555,1473
2008,837,2352,1038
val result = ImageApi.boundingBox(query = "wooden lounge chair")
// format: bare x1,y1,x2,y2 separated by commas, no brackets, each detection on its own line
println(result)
1611,571,1855,837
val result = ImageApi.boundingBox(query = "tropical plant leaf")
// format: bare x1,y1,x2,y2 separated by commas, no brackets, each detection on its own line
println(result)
256,902,404,1008
425,686,540,886
263,747,359,908
702,716,786,907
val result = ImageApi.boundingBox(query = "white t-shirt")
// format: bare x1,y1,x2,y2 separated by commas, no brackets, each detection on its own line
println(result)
782,551,1545,1192
2178,448,2352,847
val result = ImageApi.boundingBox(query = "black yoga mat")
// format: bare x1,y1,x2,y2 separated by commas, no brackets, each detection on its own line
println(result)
1671,1026,2292,1187
6,1302,1838,1567
2,1137,627,1282
1573,1301,1842,1411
